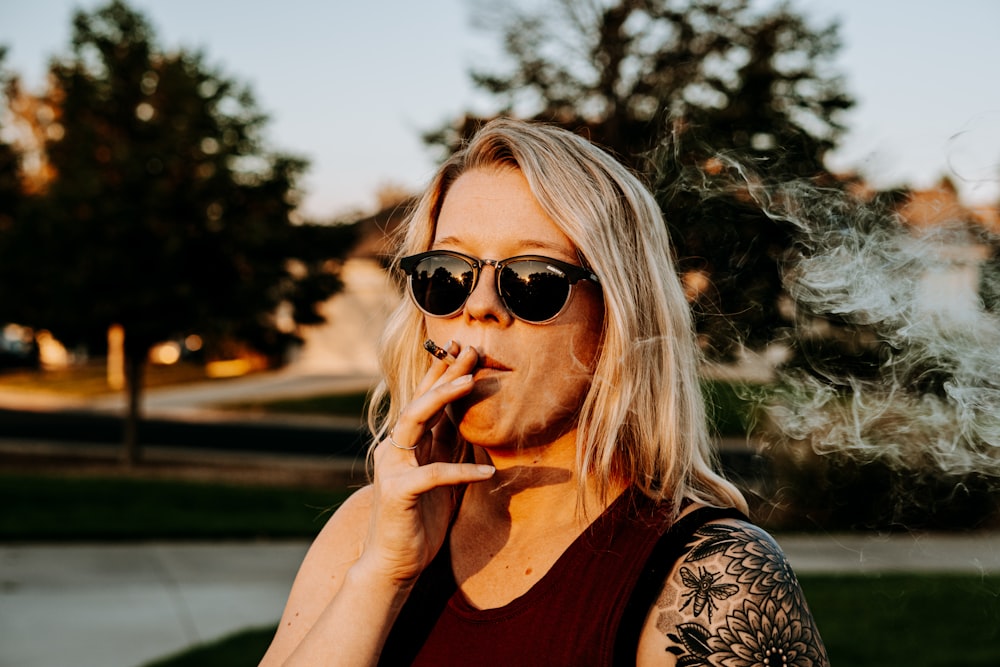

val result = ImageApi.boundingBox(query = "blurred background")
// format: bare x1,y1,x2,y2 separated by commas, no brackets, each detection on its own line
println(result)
2,1,1000,666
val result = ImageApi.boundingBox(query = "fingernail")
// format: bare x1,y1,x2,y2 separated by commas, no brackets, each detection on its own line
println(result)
451,374,473,386
476,465,496,476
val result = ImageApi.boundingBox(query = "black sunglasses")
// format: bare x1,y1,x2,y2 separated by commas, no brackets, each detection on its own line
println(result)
399,250,600,324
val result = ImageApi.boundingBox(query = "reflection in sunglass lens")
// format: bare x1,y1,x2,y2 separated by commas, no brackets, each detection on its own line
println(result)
410,256,474,316
404,252,586,323
499,260,571,322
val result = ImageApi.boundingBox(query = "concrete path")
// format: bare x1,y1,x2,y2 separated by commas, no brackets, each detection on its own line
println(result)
0,542,308,667
3,531,1000,667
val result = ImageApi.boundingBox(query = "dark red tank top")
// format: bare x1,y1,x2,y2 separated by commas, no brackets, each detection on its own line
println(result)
378,490,745,666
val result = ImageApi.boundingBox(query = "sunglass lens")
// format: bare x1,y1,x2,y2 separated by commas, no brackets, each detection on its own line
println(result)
410,255,475,316
499,260,571,322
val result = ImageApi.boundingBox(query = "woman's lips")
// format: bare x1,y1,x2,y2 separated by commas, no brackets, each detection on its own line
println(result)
475,355,511,371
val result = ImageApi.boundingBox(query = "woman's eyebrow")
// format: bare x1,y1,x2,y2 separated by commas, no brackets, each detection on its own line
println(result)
430,235,462,248
431,236,576,258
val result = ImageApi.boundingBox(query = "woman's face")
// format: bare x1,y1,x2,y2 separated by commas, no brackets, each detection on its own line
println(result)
425,167,604,450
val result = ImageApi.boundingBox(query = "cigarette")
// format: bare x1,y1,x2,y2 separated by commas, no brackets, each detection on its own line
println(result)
423,338,456,365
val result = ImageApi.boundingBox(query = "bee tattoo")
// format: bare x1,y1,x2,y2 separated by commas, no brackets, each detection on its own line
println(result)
678,566,739,621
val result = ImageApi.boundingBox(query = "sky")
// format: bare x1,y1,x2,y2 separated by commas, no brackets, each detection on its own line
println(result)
2,0,999,221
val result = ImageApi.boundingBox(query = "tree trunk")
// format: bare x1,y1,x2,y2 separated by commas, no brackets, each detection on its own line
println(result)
121,352,145,467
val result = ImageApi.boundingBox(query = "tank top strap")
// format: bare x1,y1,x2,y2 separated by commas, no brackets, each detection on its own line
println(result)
612,505,749,665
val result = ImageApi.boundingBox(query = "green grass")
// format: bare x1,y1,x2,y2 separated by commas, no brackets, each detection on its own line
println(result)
0,473,351,541
144,574,1000,667
803,574,1000,666
219,390,371,417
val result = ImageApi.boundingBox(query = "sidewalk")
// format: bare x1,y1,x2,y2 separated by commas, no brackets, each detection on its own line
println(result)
3,531,1000,667
0,542,308,667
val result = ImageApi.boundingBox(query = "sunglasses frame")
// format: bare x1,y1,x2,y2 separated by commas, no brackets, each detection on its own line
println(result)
399,249,600,324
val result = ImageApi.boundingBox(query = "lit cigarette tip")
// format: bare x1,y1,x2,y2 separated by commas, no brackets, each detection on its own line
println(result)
423,338,456,365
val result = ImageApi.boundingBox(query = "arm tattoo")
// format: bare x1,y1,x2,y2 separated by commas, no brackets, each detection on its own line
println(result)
677,567,738,622
659,521,829,667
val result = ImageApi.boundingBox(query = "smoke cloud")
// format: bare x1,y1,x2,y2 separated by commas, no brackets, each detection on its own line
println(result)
732,168,1000,478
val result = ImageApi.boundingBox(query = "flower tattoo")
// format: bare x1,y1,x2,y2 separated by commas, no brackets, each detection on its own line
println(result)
661,520,829,666
710,598,824,667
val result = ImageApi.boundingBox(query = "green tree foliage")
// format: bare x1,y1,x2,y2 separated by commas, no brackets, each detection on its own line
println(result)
430,0,854,359
0,2,354,463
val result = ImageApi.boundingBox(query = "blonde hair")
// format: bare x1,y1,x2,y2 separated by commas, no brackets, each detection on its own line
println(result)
368,117,747,516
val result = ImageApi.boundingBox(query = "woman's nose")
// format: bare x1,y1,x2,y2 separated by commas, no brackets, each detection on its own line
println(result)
463,265,514,326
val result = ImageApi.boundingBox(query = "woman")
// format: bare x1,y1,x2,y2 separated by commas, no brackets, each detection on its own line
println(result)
260,118,828,666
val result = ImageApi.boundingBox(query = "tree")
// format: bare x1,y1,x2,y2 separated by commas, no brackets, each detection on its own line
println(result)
0,1,354,464
429,0,854,358
0,49,45,370
0,48,22,237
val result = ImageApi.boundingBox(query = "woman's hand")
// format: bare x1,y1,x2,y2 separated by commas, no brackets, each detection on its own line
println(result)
356,343,495,586
260,344,496,667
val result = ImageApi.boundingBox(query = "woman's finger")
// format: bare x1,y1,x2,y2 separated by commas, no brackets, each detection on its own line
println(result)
414,343,477,395
379,372,474,458
380,461,495,502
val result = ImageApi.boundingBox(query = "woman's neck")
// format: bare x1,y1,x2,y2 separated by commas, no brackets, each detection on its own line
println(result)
464,429,624,534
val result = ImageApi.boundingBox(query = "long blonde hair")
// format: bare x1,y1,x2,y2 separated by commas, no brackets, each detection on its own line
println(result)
367,117,747,516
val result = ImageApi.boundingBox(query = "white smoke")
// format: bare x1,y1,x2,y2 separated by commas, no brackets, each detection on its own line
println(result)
738,174,1000,478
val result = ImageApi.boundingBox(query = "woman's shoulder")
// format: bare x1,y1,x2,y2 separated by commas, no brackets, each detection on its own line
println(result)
281,485,375,603
636,507,829,666
311,483,374,554
258,485,375,664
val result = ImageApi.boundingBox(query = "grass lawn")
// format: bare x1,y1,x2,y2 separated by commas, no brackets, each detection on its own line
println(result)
218,390,371,418
142,573,1000,667
0,473,352,541
806,573,1000,666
